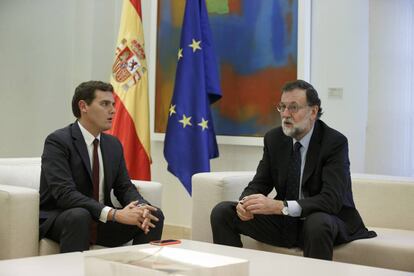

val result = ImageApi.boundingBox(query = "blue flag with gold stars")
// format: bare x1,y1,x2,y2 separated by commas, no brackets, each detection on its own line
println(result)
164,0,222,195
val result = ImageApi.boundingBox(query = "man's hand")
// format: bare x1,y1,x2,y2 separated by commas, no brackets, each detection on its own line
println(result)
236,201,254,221
111,201,159,234
135,203,159,234
241,194,284,215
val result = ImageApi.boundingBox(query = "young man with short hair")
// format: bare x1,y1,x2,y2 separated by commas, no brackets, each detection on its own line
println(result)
39,80,163,252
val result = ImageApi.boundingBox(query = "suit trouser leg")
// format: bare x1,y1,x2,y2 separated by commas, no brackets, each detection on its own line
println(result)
211,203,347,261
46,207,91,253
210,201,291,248
301,212,343,260
97,208,165,247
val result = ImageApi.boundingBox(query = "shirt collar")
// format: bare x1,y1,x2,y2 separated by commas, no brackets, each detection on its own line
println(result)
293,122,315,150
77,121,101,146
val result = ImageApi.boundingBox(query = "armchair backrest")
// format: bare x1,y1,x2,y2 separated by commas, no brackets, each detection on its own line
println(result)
352,173,414,231
0,158,41,190
0,158,163,208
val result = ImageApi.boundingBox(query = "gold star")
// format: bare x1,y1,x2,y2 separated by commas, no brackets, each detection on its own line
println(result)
179,114,192,128
198,118,209,131
188,39,202,52
169,104,176,116
177,48,183,60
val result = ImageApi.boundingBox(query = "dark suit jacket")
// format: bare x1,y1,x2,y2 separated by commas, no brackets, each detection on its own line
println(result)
39,122,147,239
241,120,376,241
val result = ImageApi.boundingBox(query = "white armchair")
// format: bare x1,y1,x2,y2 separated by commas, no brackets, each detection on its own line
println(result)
191,171,414,272
0,158,163,259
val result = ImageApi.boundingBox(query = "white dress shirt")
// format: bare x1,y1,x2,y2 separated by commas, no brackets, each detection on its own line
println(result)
78,121,112,223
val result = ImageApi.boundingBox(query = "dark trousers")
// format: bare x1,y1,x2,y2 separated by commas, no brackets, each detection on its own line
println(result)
210,201,348,260
46,207,164,253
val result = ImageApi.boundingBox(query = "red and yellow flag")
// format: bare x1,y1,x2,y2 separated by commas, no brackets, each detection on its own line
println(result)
108,0,150,180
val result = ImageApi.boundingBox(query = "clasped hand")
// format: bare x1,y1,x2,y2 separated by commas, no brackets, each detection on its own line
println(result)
238,194,282,220
115,201,159,234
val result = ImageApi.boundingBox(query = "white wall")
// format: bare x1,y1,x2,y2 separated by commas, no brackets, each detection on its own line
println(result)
0,0,412,228
310,0,369,173
0,0,120,156
365,0,414,176
0,0,75,156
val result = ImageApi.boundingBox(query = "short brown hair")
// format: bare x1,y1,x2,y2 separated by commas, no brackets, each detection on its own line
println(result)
282,79,323,118
71,81,113,118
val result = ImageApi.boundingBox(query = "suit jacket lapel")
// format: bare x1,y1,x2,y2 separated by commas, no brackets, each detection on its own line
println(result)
302,121,322,186
99,134,112,197
279,135,293,188
71,122,92,181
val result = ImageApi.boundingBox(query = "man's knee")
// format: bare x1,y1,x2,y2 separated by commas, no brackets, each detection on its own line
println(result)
62,207,92,228
54,208,91,252
210,201,236,226
210,201,242,246
303,212,336,238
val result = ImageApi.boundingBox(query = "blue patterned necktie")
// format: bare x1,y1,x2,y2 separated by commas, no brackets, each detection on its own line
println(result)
284,141,302,246
286,142,302,200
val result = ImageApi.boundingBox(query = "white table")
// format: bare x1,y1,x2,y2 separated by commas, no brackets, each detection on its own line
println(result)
0,252,83,276
0,240,412,276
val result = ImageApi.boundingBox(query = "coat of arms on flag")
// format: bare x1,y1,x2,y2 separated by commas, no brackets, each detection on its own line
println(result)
112,38,147,91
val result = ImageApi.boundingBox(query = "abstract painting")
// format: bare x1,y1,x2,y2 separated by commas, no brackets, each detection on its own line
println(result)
155,0,298,137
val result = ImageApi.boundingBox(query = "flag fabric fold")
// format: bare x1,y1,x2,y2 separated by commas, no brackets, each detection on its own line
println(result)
108,0,151,180
164,0,222,195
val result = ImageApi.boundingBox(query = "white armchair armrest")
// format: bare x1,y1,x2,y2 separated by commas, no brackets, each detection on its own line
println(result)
191,172,255,242
0,184,39,259
110,180,163,209
132,180,163,208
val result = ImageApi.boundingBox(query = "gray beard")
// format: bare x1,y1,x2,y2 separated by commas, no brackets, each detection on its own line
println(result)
282,125,298,138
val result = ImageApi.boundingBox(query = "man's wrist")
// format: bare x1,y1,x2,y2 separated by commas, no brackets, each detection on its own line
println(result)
112,209,118,222
107,208,116,222
281,200,289,216
284,200,302,217
100,206,112,223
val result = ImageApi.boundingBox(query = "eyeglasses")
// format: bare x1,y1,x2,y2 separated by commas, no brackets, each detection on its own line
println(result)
276,102,308,113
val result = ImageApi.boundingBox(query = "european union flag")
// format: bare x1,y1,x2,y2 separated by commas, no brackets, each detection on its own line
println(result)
164,0,221,195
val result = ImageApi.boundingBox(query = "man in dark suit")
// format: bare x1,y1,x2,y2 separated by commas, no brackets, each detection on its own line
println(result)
210,80,376,260
39,81,164,253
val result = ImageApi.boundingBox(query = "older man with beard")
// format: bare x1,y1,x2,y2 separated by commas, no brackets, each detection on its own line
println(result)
210,80,376,260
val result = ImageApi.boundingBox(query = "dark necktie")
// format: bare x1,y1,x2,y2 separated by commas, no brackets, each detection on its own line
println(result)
91,138,99,244
286,141,302,200
92,139,100,200
284,141,302,246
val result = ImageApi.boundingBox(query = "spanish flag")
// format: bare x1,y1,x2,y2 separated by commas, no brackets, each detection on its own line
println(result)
108,0,150,180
